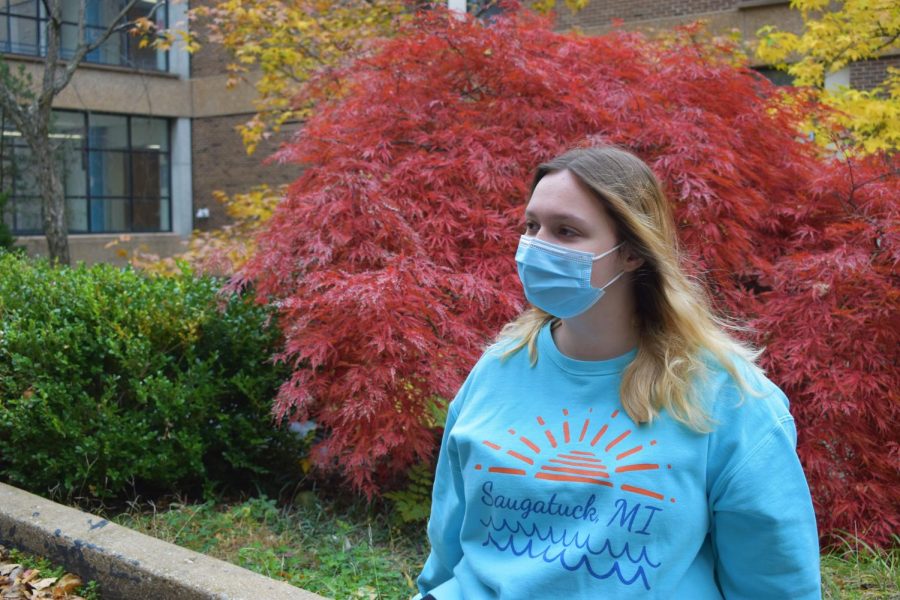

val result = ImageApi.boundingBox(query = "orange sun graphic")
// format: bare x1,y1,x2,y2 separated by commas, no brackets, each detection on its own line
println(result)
473,408,675,503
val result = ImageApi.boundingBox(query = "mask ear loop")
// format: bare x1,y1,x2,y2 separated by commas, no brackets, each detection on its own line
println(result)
596,269,627,292
591,241,625,262
591,242,626,291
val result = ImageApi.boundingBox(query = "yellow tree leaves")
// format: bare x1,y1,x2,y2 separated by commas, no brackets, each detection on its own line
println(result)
176,184,285,276
171,1,594,157
130,1,409,274
112,184,285,277
531,0,589,16
130,14,202,54
192,0,409,156
756,0,900,153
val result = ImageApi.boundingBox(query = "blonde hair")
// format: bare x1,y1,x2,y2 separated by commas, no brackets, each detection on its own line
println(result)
498,145,767,432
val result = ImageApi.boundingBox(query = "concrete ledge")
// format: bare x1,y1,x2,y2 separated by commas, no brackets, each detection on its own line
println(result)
15,233,190,267
0,482,327,600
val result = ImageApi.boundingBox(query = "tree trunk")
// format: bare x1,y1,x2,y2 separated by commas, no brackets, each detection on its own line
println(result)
34,140,69,266
37,1,69,265
0,0,148,266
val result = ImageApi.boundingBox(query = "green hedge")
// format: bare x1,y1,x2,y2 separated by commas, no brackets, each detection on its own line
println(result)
0,250,305,500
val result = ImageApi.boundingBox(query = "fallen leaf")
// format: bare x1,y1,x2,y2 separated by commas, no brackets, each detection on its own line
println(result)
32,577,58,590
19,569,39,584
0,564,21,578
1,582,27,600
52,573,82,594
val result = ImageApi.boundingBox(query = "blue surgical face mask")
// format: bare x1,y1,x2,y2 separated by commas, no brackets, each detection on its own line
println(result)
515,235,626,318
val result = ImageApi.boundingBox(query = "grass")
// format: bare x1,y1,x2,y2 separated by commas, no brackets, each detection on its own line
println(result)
821,533,900,599
105,490,898,600
108,488,428,599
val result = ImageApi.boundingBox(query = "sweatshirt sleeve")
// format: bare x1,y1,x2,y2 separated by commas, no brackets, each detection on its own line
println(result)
708,388,821,599
416,397,466,599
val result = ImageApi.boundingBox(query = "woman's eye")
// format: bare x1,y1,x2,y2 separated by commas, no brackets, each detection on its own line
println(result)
524,222,538,233
558,226,577,237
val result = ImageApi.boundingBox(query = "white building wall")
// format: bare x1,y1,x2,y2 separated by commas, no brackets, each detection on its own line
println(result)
169,0,192,79
170,117,193,236
824,67,850,91
168,0,192,236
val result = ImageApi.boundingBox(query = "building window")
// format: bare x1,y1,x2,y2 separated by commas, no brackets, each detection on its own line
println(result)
0,0,169,71
467,0,505,20
752,66,795,87
1,109,172,235
737,1,790,8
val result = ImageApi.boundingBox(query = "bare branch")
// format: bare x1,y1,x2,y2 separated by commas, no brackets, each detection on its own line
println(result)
39,0,62,113
75,0,87,74
52,0,150,97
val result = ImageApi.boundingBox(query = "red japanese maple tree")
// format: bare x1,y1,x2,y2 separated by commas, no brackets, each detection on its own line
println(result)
750,148,899,548
236,6,899,546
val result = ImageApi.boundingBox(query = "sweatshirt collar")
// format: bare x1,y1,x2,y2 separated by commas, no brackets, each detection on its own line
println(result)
538,321,638,375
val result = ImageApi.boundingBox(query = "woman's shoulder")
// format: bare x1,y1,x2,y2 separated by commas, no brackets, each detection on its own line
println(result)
698,348,781,397
471,337,532,382
449,337,533,411
697,350,806,508
697,349,795,443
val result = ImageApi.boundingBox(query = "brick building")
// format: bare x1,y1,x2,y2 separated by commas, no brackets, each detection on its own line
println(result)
549,0,897,94
1,0,895,264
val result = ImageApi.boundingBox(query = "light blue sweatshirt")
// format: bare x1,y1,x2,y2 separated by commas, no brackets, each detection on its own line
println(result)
414,322,820,599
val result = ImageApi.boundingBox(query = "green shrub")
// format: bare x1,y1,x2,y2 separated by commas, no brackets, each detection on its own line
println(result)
384,462,435,524
0,250,305,500
384,397,448,524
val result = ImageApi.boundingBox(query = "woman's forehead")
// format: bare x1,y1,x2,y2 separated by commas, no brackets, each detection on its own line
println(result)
526,170,610,221
524,206,592,228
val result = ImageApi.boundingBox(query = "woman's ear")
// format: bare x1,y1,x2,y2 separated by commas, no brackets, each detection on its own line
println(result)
622,244,645,272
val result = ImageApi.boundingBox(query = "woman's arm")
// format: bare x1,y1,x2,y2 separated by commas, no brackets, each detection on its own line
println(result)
416,400,467,599
709,410,821,599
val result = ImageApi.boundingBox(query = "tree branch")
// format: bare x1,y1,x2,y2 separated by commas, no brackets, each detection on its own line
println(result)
75,0,86,73
50,0,157,97
819,29,900,83
39,0,62,114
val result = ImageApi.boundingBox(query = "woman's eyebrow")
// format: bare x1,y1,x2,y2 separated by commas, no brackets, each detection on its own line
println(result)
524,211,590,228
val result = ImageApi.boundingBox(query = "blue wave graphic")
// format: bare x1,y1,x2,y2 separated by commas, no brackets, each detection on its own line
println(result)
479,516,660,568
483,531,652,590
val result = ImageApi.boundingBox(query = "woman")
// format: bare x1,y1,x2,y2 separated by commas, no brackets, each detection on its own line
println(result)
413,146,820,599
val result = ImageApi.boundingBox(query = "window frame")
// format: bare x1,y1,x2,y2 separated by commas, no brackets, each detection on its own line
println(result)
0,0,170,72
1,108,173,235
